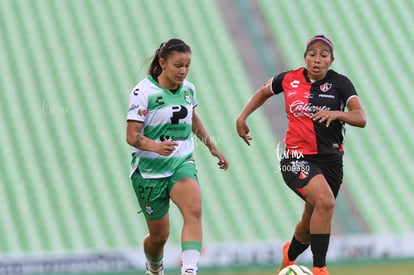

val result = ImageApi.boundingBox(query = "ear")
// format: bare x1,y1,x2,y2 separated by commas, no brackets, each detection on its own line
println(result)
159,58,166,70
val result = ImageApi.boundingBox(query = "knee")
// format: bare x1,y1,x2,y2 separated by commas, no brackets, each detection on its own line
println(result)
181,195,202,221
315,197,335,215
184,204,202,221
148,230,169,245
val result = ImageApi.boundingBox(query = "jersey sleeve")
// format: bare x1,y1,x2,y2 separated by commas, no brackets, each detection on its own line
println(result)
339,75,359,107
270,71,289,95
192,86,198,108
126,87,148,122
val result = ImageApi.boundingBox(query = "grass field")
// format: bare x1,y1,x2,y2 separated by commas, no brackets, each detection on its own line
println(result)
64,259,414,275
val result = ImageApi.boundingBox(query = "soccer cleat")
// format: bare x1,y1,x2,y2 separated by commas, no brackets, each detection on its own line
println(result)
312,266,329,275
276,241,296,274
182,268,196,275
145,262,165,275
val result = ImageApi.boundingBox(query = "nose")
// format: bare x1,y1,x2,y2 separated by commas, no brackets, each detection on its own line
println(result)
179,67,189,75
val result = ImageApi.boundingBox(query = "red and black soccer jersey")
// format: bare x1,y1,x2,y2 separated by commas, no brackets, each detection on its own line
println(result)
271,68,358,156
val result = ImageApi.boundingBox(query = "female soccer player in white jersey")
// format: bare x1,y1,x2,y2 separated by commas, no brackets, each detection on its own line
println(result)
126,39,229,275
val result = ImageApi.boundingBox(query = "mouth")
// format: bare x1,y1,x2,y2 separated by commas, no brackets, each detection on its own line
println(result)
176,76,186,82
312,66,321,72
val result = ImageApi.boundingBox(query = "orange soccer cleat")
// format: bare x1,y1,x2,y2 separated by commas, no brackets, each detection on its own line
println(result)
312,266,329,275
276,241,296,274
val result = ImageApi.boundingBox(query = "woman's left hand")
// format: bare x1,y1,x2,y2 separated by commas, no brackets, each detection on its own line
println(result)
210,148,229,170
310,107,339,127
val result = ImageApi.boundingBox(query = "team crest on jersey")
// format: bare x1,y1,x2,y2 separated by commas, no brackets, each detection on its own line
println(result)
320,82,332,92
299,170,309,179
184,91,191,104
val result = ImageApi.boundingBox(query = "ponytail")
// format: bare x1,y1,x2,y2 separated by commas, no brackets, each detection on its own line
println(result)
147,39,191,76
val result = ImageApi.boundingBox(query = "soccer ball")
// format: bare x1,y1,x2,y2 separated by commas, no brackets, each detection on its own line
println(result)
278,264,313,275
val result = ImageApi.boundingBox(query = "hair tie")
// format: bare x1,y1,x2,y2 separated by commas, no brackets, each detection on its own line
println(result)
306,36,334,52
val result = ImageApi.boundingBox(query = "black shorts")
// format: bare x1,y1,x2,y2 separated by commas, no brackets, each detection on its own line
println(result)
280,155,343,200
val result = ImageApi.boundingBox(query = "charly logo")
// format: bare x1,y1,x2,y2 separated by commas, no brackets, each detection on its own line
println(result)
290,80,300,88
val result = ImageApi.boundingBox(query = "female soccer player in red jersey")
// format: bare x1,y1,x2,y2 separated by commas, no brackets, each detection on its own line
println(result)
236,35,367,275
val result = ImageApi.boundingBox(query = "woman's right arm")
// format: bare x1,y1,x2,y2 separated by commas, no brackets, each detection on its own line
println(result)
236,80,274,145
126,121,178,156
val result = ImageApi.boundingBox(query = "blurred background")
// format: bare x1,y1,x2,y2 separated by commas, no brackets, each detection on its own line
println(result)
1,0,413,274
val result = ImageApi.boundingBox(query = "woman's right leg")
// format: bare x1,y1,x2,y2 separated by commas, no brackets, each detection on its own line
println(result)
144,214,170,260
144,214,170,274
303,174,335,274
277,200,313,273
303,174,335,234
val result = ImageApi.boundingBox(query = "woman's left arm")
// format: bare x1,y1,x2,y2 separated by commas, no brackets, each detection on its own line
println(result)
312,96,367,128
337,96,367,127
192,109,229,170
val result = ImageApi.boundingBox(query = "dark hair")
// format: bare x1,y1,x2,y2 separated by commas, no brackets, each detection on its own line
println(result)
147,39,192,75
304,35,334,57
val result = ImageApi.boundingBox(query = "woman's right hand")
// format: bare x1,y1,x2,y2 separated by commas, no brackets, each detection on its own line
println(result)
236,118,253,146
157,141,178,156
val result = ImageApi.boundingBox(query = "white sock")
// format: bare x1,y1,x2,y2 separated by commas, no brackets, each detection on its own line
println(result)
147,260,163,272
181,250,200,274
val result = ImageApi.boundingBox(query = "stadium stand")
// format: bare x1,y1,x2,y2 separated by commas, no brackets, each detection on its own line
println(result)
0,0,413,271
0,0,302,258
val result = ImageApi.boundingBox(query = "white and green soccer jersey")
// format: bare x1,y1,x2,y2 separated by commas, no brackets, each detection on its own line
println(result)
127,75,197,179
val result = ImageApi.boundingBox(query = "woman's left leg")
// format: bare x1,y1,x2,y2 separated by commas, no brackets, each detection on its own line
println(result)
170,177,202,275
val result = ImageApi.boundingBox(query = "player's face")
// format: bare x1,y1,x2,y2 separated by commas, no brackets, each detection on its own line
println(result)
159,51,191,89
304,41,334,81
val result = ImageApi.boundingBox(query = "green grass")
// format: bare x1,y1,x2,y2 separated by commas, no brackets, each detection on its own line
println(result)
59,259,414,275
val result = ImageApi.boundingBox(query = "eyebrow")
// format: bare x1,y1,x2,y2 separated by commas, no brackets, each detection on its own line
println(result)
308,48,330,53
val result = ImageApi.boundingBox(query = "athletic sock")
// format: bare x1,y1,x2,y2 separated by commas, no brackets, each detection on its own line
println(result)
181,241,202,274
145,253,163,271
288,235,310,261
310,233,330,268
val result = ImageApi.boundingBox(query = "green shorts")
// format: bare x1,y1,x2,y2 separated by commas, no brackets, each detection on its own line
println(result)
131,161,198,220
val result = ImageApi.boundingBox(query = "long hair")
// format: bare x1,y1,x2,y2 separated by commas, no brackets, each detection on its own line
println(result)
147,39,192,76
